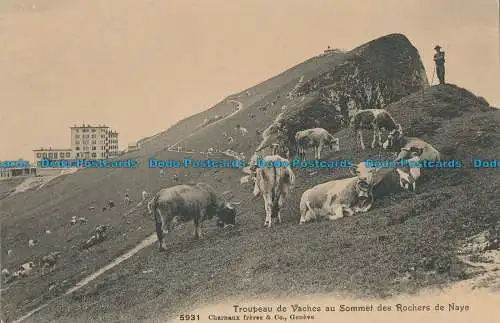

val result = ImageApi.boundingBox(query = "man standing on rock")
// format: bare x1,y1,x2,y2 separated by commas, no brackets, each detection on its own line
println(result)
433,45,446,85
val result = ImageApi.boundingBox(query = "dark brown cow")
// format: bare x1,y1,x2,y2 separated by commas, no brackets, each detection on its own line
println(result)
351,109,399,150
149,183,238,250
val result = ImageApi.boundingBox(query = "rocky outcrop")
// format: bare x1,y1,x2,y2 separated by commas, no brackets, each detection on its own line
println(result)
258,33,429,154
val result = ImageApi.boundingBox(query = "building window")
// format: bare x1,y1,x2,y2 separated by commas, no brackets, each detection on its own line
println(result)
92,134,96,138
60,153,65,158
76,129,79,133
75,135,80,138
91,140,96,144
76,153,80,157
43,153,47,157
92,129,96,133
76,141,80,144
91,153,97,157
66,152,71,157
36,153,41,158
92,146,96,150
76,147,80,151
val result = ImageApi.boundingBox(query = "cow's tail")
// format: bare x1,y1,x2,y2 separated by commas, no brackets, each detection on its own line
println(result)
149,192,161,223
271,166,281,219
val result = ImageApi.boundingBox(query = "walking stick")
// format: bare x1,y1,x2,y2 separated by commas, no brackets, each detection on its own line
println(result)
430,65,436,86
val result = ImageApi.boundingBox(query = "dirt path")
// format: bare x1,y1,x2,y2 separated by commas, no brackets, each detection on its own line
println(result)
167,100,243,154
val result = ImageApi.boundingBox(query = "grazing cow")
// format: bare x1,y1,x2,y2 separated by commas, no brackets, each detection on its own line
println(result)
70,216,77,225
28,239,36,248
108,200,115,208
382,126,441,176
82,225,108,250
299,162,378,223
351,109,400,150
40,251,62,276
149,183,239,250
78,216,88,225
45,230,51,235
222,132,228,138
252,155,295,227
227,136,234,143
396,149,423,191
295,128,340,159
88,206,95,212
207,147,215,154
7,250,13,256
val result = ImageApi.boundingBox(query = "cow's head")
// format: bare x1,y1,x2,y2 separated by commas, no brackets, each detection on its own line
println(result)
383,124,404,150
215,201,239,228
395,146,424,162
328,136,340,152
350,162,377,201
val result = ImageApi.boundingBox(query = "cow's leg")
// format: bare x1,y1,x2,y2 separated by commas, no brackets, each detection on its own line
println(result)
357,130,366,150
377,128,383,146
317,144,322,159
371,125,379,149
263,195,273,228
195,210,205,239
276,192,287,224
155,209,167,251
329,204,344,220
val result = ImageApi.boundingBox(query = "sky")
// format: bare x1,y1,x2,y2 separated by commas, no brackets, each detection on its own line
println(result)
1,0,499,161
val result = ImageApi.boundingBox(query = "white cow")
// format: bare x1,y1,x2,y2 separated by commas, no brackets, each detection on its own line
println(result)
299,162,378,223
253,155,295,227
295,128,340,159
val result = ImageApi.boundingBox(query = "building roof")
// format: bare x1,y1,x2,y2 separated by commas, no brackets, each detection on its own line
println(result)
33,148,72,151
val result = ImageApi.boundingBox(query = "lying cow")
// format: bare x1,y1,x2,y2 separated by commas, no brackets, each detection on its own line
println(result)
295,128,340,159
299,162,378,223
383,125,441,163
40,251,62,276
252,155,295,227
149,183,239,251
18,261,36,277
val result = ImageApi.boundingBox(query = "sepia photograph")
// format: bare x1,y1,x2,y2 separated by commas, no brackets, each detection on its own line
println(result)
1,0,499,322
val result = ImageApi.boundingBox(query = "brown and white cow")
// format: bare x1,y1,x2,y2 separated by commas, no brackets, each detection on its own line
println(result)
351,109,400,150
299,162,378,223
295,128,340,159
149,183,238,250
252,155,295,227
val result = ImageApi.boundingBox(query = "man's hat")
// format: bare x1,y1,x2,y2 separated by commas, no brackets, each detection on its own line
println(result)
434,45,441,50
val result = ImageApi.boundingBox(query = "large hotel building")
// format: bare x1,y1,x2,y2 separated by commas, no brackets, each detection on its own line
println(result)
32,124,119,164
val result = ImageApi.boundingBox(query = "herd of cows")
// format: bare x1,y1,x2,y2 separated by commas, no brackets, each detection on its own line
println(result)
1,106,442,286
147,107,442,250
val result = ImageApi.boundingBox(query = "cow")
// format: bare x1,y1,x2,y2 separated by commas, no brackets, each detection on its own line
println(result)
396,150,423,191
148,183,239,251
7,250,13,257
252,155,295,227
40,251,62,276
351,109,400,150
28,239,36,248
142,190,148,201
382,125,441,162
227,136,234,143
235,125,248,136
2,269,11,283
295,128,340,159
70,216,77,225
299,162,378,224
18,261,36,277
78,216,88,225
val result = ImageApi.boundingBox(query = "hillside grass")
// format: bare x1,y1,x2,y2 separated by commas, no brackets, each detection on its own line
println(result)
11,84,500,323
0,51,347,322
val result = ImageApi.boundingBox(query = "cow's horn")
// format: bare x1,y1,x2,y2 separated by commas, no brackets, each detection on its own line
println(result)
230,200,243,205
222,190,232,196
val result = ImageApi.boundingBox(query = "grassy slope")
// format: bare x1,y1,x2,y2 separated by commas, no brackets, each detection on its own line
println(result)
21,84,500,323
0,51,346,322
